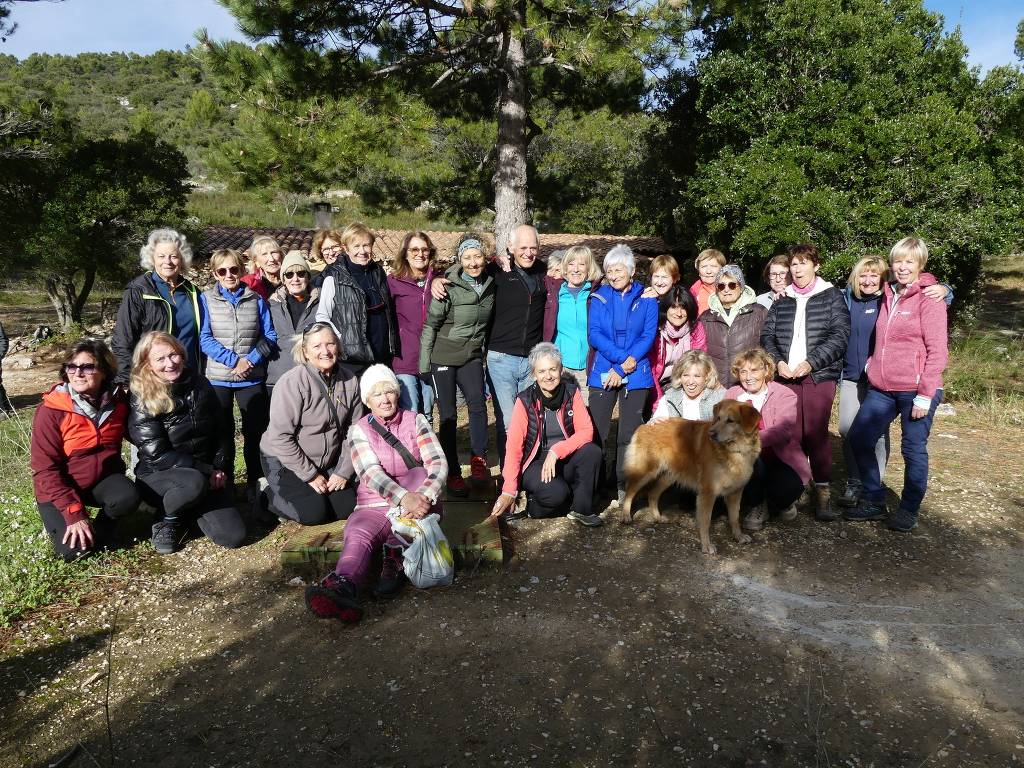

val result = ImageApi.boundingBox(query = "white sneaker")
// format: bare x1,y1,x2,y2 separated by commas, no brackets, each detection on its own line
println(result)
778,504,798,521
742,504,769,531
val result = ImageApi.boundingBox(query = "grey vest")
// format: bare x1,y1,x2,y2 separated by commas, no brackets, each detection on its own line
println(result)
203,286,266,383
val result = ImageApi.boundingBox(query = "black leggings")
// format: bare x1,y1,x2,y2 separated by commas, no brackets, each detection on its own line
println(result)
432,358,488,472
262,454,356,525
212,384,269,483
522,442,603,518
136,467,247,548
741,454,805,513
37,473,140,561
588,386,651,492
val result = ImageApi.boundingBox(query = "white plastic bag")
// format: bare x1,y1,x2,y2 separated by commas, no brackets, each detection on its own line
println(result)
387,510,454,589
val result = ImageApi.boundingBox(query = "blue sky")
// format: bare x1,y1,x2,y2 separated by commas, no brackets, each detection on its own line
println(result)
1,0,1020,72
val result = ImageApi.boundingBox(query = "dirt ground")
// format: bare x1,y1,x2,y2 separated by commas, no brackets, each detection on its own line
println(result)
2,296,1023,767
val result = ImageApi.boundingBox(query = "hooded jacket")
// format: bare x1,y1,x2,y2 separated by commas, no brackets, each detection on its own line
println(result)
31,384,129,524
760,278,851,383
419,263,495,372
699,287,767,387
867,274,948,400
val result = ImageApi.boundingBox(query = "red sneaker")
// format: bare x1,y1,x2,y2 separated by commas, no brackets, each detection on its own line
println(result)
304,573,363,623
446,474,469,498
470,455,489,485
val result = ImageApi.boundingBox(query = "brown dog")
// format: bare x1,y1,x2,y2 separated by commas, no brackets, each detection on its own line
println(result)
619,399,762,555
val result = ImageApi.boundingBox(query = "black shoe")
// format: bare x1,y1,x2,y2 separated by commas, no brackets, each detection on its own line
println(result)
373,546,407,599
151,520,182,554
887,507,918,532
305,573,363,622
844,500,888,522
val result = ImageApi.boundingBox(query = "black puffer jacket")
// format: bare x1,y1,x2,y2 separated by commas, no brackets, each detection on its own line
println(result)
317,257,398,365
760,286,851,383
127,369,226,477
111,272,202,384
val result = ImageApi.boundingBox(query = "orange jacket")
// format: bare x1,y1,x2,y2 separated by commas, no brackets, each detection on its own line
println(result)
30,384,129,524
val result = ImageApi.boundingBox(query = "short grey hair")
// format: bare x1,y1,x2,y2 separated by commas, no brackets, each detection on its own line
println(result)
547,249,566,268
509,224,538,249
528,341,562,371
603,244,635,276
139,228,193,271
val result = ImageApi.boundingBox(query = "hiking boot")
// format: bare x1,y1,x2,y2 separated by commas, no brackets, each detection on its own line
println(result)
796,484,812,510
469,455,489,486
247,481,277,526
151,520,182,555
815,483,839,522
373,546,407,599
777,503,798,522
844,499,888,522
742,504,769,532
446,474,469,498
837,479,862,508
305,572,363,622
567,510,603,527
887,507,918,533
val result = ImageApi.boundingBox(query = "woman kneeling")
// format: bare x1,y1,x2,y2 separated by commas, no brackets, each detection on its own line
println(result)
724,348,811,532
305,365,448,622
32,339,140,560
128,332,247,554
650,349,725,422
492,343,603,526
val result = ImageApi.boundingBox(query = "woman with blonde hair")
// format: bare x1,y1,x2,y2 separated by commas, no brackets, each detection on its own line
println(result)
642,254,681,299
650,349,724,421
846,238,949,532
310,228,345,289
315,221,398,373
241,235,284,300
550,244,603,397
128,332,246,554
690,248,727,316
199,248,277,509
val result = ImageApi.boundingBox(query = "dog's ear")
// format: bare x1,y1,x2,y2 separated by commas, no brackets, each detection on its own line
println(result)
712,400,722,418
738,402,761,432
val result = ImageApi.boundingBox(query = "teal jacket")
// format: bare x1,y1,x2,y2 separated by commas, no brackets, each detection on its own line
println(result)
419,263,496,372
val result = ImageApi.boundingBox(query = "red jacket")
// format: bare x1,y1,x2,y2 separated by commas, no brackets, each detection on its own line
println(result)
725,382,811,486
241,269,274,301
867,275,948,399
30,384,129,524
689,279,716,318
501,382,594,496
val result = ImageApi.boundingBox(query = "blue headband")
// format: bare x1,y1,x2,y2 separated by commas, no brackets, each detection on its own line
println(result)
458,238,483,257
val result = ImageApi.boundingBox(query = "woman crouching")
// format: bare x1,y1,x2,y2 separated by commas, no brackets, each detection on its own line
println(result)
724,348,811,533
305,365,448,622
128,332,247,554
491,343,603,526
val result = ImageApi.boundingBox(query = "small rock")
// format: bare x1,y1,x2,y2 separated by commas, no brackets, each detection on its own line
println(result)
6,354,34,370
935,403,956,417
287,577,305,587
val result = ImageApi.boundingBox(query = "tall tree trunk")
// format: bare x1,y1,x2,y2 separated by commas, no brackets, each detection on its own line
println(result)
44,267,95,330
492,25,530,258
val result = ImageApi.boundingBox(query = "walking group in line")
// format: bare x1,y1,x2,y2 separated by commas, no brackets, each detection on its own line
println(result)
24,221,950,623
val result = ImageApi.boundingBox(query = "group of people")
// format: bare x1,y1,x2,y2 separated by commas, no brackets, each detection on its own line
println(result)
26,221,950,624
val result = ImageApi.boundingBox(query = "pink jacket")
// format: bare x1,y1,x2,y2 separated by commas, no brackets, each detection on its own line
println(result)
649,321,708,406
867,274,948,399
726,382,811,486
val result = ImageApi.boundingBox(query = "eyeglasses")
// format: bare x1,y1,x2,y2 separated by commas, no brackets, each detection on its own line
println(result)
215,266,241,277
717,281,739,291
64,363,98,375
322,245,343,253
283,270,308,279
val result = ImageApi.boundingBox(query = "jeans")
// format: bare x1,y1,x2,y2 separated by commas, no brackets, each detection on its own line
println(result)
432,359,488,473
848,387,942,514
486,350,534,463
522,442,603,518
136,467,247,548
212,383,269,484
36,473,140,561
397,373,435,417
838,378,889,483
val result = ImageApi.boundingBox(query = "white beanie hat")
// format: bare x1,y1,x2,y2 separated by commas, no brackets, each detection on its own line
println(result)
359,364,400,406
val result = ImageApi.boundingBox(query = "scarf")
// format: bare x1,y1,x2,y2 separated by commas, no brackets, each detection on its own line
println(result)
660,322,692,378
790,276,819,295
70,387,101,422
539,381,566,412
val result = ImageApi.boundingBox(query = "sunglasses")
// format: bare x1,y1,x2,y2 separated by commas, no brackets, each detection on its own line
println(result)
717,281,739,291
302,321,333,336
215,266,241,277
65,363,98,375
283,270,309,279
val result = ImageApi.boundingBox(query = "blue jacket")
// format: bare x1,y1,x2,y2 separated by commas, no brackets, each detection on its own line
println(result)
554,281,592,370
587,282,658,390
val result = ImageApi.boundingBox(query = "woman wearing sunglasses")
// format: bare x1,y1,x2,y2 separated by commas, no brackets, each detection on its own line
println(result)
698,264,768,388
199,248,278,511
267,252,320,398
31,339,140,560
